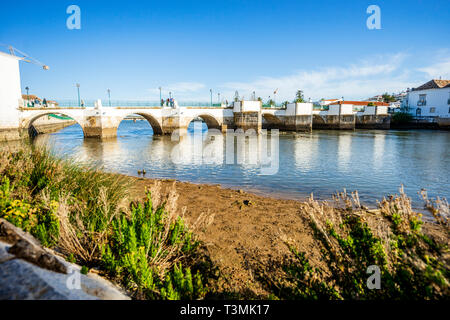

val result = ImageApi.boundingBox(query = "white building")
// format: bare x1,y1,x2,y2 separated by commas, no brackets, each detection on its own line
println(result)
403,79,450,118
0,51,23,140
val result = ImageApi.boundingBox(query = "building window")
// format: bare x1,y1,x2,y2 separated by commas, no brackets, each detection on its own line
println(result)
416,108,421,116
430,107,436,113
448,106,450,113
418,94,426,106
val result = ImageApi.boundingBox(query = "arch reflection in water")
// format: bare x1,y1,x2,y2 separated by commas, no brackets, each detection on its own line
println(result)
337,133,352,172
170,123,279,175
171,121,223,166
294,133,318,171
372,133,386,171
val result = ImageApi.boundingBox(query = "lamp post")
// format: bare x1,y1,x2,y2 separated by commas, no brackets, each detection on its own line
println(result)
107,89,111,107
25,86,29,106
218,92,220,104
159,87,162,101
76,83,80,107
210,89,212,106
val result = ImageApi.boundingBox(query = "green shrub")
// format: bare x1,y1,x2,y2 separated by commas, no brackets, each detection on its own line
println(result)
392,112,413,123
101,192,207,299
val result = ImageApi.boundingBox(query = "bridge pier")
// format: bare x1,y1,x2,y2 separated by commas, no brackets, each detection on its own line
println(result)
233,101,262,133
313,104,355,130
82,101,119,139
283,103,313,132
83,115,118,139
355,106,390,129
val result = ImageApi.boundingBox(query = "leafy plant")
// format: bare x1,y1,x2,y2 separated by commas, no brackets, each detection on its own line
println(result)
101,192,207,299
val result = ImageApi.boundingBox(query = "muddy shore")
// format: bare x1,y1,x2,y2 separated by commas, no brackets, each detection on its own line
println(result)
127,176,321,296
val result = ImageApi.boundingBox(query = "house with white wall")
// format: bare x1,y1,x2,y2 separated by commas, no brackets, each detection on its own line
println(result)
0,51,23,140
402,79,450,118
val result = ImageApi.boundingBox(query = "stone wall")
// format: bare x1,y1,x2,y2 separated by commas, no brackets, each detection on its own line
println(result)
313,114,356,130
234,111,262,133
355,115,390,129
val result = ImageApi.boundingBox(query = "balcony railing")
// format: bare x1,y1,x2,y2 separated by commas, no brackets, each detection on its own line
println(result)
417,100,427,106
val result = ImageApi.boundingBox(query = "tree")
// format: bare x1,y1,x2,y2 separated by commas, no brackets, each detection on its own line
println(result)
367,102,375,106
294,90,305,103
382,92,396,103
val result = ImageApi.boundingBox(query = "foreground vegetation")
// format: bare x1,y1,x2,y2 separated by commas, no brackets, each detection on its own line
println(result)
0,143,209,299
0,142,448,300
256,190,449,299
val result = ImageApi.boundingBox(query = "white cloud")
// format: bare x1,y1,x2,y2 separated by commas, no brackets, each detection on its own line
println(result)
219,53,412,101
417,57,450,79
146,52,450,102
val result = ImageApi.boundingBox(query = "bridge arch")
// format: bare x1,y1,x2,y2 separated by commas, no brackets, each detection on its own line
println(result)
21,111,84,137
186,113,222,130
262,113,283,129
116,112,163,135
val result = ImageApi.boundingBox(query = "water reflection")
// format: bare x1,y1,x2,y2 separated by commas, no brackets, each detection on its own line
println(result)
337,133,352,172
293,133,318,172
373,133,385,171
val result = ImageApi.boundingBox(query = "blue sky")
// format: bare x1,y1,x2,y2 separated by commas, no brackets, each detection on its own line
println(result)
1,0,449,102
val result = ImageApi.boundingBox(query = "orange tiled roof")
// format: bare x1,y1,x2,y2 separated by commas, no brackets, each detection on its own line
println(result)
330,101,389,106
22,94,41,100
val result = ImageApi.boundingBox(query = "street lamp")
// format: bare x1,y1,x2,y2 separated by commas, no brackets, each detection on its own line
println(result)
169,91,172,99
210,89,212,106
107,89,111,107
159,87,162,102
25,86,29,106
218,92,220,104
75,83,81,107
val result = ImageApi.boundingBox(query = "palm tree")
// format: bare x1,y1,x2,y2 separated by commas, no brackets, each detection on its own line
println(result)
294,90,305,103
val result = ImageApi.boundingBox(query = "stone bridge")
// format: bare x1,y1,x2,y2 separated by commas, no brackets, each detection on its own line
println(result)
0,99,391,141
6,100,318,140
18,103,234,139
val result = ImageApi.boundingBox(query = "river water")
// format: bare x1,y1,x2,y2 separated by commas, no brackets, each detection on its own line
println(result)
30,120,449,207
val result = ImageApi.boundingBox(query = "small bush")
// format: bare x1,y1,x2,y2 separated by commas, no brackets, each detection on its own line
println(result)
392,112,413,124
101,192,207,299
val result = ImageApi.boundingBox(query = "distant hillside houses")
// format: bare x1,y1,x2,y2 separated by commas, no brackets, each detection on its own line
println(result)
401,79,450,118
21,94,59,108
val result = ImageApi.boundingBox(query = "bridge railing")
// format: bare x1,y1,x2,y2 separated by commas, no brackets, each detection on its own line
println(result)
53,99,230,108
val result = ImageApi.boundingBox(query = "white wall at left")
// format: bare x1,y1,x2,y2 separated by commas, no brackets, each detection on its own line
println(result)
0,52,22,129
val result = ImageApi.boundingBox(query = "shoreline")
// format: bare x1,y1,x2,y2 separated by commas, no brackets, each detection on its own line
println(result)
119,173,437,213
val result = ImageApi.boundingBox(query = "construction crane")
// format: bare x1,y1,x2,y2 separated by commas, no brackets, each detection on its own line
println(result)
0,44,49,70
